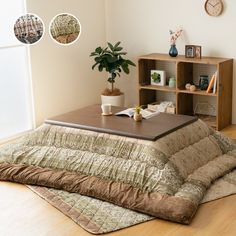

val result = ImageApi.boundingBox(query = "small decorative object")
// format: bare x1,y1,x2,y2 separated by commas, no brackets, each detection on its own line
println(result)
195,46,202,59
133,106,142,122
168,77,176,88
151,70,166,86
185,83,191,90
199,75,209,90
169,44,178,57
190,85,197,92
169,28,183,57
185,45,195,58
204,0,223,17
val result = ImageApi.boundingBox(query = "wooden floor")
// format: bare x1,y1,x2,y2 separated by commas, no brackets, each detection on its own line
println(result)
0,125,236,236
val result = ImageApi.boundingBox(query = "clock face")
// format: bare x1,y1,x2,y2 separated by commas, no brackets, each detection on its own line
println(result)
205,0,223,16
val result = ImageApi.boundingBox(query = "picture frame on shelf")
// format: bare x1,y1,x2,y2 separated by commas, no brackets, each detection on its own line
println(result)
185,45,195,58
151,70,166,86
195,45,202,59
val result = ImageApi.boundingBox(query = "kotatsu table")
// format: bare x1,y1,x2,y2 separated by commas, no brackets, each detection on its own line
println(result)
45,104,197,141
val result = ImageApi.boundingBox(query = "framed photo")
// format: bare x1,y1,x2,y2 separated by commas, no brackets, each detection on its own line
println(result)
185,45,195,58
195,45,202,59
151,70,166,86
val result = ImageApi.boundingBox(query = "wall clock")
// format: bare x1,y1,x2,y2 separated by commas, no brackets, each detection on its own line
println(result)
205,0,224,16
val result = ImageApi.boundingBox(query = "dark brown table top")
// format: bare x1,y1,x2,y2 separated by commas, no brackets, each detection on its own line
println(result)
45,105,198,141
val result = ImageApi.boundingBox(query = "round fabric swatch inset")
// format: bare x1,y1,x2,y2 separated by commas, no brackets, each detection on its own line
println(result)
50,13,81,45
14,13,44,45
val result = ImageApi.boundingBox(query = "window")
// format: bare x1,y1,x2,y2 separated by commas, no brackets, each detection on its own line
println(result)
0,1,34,140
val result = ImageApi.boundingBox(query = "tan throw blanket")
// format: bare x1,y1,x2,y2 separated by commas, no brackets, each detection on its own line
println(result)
0,120,236,227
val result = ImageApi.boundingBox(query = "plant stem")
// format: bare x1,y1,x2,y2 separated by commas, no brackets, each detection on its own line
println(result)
111,81,114,93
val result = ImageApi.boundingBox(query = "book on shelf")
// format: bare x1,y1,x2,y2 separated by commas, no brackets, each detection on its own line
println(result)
207,71,217,93
115,108,160,119
213,71,218,94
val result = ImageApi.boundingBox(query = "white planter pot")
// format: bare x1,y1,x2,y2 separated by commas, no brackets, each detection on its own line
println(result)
101,94,124,107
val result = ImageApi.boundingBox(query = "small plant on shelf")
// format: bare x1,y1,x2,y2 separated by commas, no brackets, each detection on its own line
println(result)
151,72,161,83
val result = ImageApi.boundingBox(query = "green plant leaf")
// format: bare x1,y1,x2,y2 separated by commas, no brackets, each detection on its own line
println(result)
103,47,108,52
114,52,127,56
126,60,136,66
107,56,117,63
114,41,121,48
95,47,102,54
121,64,129,74
111,72,117,79
95,57,102,62
108,42,114,51
90,52,97,57
108,77,115,83
92,62,99,70
98,65,103,72
114,47,123,51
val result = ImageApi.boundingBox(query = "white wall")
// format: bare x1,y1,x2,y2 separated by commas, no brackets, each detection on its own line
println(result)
27,0,106,126
105,0,236,123
26,0,236,124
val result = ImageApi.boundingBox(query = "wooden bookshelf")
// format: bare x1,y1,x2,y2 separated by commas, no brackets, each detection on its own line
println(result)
138,53,233,130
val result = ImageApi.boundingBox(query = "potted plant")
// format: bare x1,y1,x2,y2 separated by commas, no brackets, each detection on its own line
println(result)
90,41,136,106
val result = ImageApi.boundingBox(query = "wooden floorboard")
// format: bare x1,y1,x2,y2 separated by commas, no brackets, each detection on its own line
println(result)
0,125,236,236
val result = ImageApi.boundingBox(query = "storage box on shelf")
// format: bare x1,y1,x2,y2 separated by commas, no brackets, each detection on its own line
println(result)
138,53,233,130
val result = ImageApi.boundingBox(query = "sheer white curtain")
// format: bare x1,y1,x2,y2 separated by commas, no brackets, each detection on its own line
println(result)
0,0,34,140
